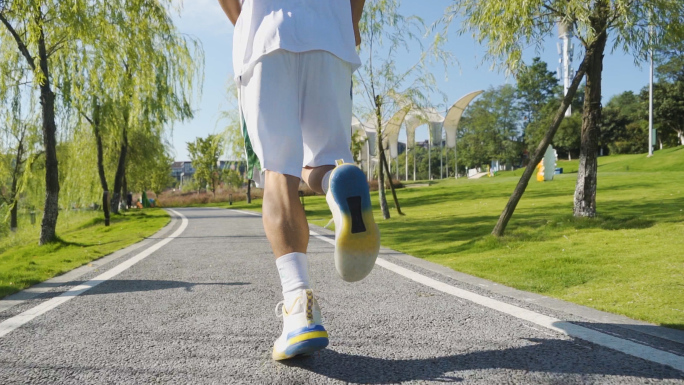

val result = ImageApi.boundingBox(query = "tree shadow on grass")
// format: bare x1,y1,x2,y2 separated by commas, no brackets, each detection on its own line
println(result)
374,209,659,257
45,236,119,249
662,324,684,331
283,338,684,383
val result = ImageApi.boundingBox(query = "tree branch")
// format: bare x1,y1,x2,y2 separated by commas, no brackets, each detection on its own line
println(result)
79,110,95,126
46,36,68,58
0,12,36,70
542,4,563,18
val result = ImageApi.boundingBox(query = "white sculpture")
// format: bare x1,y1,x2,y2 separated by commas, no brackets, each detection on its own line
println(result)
543,145,557,181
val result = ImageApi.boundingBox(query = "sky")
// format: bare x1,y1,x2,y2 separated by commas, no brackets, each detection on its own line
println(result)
168,1,652,161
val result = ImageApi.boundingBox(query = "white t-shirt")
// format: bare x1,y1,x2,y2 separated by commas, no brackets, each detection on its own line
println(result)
232,0,362,79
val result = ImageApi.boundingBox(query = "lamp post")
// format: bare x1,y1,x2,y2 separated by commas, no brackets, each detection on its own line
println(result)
648,18,654,157
558,20,574,118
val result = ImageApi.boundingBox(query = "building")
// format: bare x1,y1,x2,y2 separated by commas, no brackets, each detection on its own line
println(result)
171,161,195,182
170,160,248,182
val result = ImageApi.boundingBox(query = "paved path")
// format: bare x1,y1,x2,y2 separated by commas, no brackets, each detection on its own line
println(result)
1,207,683,384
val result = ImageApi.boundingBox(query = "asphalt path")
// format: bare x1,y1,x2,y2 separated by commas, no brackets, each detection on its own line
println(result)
1,207,683,384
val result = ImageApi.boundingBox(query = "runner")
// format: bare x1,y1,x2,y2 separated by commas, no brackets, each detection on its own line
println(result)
217,0,380,360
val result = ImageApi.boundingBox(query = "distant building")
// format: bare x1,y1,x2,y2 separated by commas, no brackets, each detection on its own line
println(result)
170,160,248,182
415,139,443,150
171,161,196,181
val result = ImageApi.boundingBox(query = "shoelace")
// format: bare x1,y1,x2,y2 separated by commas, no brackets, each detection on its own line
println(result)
274,301,284,318
274,293,325,319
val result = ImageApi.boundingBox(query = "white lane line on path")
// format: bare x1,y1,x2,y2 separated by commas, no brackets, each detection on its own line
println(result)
232,209,262,217
308,229,684,373
0,209,189,339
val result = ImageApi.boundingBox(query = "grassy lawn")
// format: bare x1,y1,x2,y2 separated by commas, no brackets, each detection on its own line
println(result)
217,148,684,329
0,209,170,299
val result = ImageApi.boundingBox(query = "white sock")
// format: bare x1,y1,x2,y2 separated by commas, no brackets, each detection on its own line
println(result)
276,252,311,304
321,170,333,194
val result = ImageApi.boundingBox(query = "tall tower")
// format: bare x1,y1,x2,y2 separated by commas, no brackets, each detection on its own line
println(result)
557,20,574,117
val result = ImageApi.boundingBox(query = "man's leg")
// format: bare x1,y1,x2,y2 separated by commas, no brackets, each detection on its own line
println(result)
263,170,328,361
301,165,335,195
262,171,308,257
239,50,329,360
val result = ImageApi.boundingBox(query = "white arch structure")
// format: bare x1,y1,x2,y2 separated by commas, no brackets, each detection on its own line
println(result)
382,106,411,180
351,90,482,181
405,108,445,180
443,90,484,179
352,116,377,180
354,107,411,181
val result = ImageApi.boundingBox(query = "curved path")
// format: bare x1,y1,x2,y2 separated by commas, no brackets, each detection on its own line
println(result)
0,208,683,384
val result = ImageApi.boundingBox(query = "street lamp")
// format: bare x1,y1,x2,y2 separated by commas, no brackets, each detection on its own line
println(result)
648,16,655,157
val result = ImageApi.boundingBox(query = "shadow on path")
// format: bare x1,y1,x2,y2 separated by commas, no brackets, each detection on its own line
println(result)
56,280,250,297
170,214,261,220
285,339,684,383
146,235,266,240
84,280,249,295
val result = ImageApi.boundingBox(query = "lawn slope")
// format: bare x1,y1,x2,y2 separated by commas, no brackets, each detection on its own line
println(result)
500,146,684,177
0,209,170,299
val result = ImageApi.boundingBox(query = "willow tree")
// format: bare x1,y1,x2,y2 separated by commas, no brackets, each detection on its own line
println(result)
68,0,200,216
0,84,39,231
219,81,252,201
445,0,684,235
187,134,224,196
0,1,200,240
106,2,199,214
126,128,175,198
357,0,448,219
0,0,86,243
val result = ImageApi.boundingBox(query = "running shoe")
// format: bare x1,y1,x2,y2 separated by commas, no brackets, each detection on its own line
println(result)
326,161,380,282
272,289,328,360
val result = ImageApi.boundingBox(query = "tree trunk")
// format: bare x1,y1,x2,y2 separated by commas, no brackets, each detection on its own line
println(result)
492,52,590,237
374,97,390,220
122,173,128,210
37,26,59,245
247,180,252,203
381,150,404,215
9,143,20,231
111,125,128,214
9,134,25,232
574,6,608,218
92,104,110,226
10,199,18,232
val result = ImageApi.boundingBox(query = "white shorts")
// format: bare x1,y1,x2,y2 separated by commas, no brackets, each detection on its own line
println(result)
238,50,355,182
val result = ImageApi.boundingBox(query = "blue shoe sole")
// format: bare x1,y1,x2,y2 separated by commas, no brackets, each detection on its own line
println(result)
273,326,329,360
328,164,380,282
283,337,329,358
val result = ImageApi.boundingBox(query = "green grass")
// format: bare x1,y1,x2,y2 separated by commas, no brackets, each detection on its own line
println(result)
214,149,684,329
498,146,684,177
0,209,170,299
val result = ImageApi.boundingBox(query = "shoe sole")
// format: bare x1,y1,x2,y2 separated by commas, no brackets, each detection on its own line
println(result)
272,328,329,360
328,164,380,282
